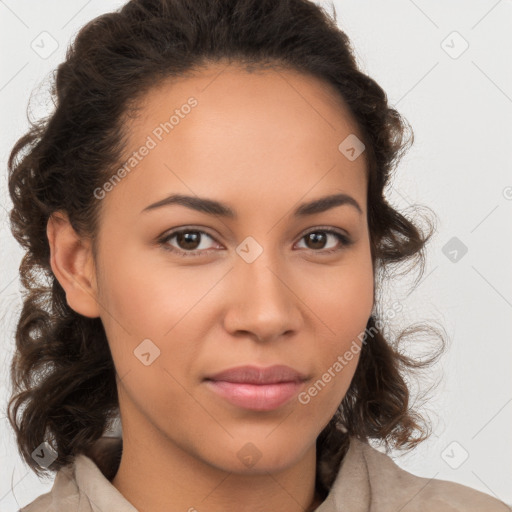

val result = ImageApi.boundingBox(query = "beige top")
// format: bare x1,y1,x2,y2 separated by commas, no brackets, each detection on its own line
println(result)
19,436,509,512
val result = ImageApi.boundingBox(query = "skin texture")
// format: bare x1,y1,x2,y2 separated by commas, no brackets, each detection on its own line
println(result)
46,62,374,512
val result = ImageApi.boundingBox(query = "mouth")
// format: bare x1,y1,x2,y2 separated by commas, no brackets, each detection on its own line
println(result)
204,365,308,411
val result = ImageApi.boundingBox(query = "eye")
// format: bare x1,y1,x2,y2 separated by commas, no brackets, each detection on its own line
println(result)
158,227,353,258
297,228,353,254
158,228,219,257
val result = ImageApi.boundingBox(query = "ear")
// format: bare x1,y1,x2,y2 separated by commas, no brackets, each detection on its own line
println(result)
46,211,100,318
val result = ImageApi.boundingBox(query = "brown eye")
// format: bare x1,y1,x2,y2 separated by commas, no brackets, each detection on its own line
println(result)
297,229,352,253
304,232,329,250
158,227,353,258
159,229,218,257
174,231,203,250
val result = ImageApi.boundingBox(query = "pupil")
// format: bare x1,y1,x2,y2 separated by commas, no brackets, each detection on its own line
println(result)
178,232,200,250
308,232,326,249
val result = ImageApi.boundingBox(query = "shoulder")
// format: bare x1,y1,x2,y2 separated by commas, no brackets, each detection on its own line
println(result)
19,437,128,512
348,437,510,511
19,464,79,512
411,476,511,511
19,494,52,512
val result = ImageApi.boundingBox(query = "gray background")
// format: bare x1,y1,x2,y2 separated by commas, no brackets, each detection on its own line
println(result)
1,0,511,510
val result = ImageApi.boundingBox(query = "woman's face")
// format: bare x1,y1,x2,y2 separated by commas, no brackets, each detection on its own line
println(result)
93,63,374,473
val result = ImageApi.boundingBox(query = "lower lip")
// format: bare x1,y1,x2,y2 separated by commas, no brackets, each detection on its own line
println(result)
205,380,304,411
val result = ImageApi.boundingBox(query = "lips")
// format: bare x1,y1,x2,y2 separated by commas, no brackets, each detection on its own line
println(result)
205,365,308,385
204,365,308,411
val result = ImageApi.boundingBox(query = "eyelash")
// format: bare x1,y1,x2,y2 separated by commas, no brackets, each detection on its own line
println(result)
157,227,353,258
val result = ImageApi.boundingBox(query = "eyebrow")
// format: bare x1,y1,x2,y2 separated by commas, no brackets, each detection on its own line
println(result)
141,192,363,217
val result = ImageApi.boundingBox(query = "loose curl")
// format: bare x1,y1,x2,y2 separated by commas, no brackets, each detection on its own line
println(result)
7,0,447,500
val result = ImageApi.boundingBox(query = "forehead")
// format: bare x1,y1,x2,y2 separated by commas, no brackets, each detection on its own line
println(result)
134,62,362,143
100,62,368,221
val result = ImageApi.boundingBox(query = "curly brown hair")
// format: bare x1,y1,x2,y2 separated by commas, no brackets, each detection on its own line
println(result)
6,0,447,499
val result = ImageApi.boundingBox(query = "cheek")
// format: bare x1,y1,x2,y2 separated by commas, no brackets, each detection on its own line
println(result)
95,252,204,428
301,255,373,409
97,240,205,337
311,253,374,345
96,244,218,395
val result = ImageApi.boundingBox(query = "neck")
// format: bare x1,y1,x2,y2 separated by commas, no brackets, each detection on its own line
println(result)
111,431,322,512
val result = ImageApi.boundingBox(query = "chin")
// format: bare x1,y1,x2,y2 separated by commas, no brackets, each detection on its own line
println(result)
208,435,314,475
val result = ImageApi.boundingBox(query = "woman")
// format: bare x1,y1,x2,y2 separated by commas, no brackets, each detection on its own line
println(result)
6,0,509,511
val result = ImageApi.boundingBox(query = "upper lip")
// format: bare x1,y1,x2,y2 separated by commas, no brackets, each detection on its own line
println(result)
205,365,308,384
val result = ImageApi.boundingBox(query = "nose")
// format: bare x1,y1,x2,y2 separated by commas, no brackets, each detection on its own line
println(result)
222,254,303,344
